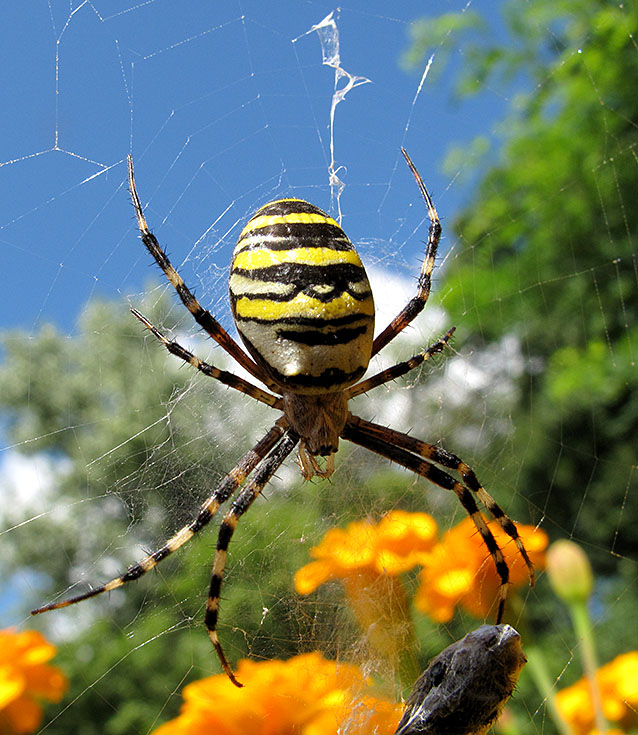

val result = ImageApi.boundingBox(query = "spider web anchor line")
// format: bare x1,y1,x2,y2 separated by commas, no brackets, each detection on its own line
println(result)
295,10,371,220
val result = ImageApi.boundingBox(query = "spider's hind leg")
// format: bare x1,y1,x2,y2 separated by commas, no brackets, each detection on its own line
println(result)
341,415,535,622
205,430,299,687
31,422,287,617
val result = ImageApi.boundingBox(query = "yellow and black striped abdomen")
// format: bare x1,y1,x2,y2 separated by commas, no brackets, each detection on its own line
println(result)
230,199,374,393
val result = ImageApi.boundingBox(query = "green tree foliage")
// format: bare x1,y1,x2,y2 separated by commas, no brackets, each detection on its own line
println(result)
405,0,637,570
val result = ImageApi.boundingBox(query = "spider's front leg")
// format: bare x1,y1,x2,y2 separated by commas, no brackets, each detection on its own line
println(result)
127,156,273,387
372,149,442,357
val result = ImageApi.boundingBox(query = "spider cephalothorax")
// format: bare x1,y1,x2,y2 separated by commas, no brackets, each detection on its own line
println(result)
32,150,534,687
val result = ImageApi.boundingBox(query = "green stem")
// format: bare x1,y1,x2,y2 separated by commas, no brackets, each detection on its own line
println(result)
569,600,608,735
524,644,571,735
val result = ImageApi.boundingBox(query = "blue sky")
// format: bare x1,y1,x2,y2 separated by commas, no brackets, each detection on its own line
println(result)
1,1,510,335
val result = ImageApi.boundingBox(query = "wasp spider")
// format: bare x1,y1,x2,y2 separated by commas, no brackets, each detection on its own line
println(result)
33,150,534,687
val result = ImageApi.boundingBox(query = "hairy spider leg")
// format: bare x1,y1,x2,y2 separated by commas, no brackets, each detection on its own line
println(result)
347,327,456,399
131,308,282,409
342,416,517,623
127,156,273,388
347,417,534,585
204,430,299,687
371,148,442,357
31,422,287,616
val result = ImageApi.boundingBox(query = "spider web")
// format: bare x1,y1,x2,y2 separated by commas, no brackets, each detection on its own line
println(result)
1,2,636,734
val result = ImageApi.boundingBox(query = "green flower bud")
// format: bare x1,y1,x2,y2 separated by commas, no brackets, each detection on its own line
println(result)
546,540,593,605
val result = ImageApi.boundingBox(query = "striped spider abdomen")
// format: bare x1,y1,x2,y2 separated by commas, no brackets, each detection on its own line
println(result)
229,199,375,394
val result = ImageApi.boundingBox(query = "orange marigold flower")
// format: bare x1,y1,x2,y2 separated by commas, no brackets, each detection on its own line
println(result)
414,518,547,622
294,512,438,664
294,510,438,595
152,652,402,735
0,628,68,735
555,651,638,735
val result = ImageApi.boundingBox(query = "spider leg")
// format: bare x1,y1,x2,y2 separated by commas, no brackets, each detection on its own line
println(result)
205,430,299,687
31,421,287,616
127,156,273,388
372,148,442,357
347,327,455,399
346,416,534,585
131,308,282,409
342,415,526,623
